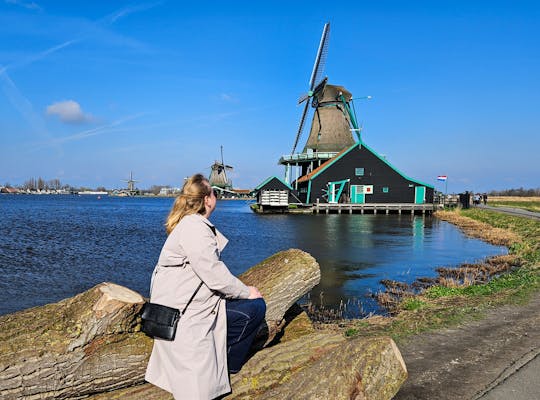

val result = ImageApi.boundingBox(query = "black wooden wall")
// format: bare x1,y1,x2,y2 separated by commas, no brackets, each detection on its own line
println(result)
298,145,433,204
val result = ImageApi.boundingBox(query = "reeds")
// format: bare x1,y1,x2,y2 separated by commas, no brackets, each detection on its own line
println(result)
374,254,521,313
302,295,374,325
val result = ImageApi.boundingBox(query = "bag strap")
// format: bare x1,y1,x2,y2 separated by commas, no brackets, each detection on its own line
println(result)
181,281,203,315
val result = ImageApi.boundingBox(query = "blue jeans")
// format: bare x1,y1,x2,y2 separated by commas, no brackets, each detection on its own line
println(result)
226,298,266,373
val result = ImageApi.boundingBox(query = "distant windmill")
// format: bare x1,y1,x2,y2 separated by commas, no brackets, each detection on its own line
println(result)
122,171,139,192
209,146,233,190
280,22,367,185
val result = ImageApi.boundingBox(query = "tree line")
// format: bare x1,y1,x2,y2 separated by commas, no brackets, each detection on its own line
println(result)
488,187,540,197
3,177,173,194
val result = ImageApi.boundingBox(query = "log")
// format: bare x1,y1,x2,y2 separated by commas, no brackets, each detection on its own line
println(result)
0,283,150,400
87,333,407,400
0,249,319,399
256,336,407,400
238,248,320,344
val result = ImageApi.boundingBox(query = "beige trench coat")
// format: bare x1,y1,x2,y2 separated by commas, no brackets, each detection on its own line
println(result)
145,213,250,400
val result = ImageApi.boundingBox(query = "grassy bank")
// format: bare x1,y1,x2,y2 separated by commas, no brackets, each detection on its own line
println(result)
337,207,540,342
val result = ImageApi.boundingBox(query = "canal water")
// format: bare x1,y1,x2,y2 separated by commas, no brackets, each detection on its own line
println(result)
0,195,506,317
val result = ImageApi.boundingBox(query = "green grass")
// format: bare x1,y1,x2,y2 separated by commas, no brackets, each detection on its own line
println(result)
426,267,539,299
401,298,427,311
489,200,540,213
462,208,540,263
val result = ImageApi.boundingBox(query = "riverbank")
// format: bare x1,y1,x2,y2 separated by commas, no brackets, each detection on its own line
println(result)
333,206,539,399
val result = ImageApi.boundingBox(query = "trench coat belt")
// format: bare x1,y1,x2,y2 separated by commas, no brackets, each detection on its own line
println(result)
159,261,190,268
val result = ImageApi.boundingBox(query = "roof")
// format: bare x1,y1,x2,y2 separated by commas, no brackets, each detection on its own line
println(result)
296,142,434,189
254,176,293,191
296,146,352,183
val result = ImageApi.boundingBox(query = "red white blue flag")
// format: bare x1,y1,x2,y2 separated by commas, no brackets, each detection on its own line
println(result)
437,175,447,181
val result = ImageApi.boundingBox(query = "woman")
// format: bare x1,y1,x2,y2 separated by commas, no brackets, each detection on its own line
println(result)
145,174,266,400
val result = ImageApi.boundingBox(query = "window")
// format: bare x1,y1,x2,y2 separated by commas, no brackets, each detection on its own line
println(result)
355,167,365,176
383,187,389,193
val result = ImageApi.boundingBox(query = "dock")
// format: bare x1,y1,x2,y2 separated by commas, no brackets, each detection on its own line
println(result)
303,202,434,215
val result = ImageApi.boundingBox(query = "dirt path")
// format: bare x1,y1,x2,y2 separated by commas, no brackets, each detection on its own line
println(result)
393,291,540,399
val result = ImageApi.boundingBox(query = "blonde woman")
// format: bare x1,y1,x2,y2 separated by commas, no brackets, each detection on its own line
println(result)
145,174,265,400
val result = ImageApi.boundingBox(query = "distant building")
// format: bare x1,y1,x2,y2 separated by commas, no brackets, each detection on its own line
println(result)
0,187,19,194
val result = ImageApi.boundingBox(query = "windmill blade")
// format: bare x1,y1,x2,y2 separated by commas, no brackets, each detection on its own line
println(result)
310,76,328,102
291,100,310,154
309,22,330,90
298,93,310,104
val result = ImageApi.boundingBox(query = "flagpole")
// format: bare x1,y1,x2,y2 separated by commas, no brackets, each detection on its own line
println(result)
445,177,448,196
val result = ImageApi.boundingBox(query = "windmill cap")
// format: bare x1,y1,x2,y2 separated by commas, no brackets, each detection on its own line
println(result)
318,84,353,103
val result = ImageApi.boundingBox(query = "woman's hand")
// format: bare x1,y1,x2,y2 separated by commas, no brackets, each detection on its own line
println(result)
247,286,263,299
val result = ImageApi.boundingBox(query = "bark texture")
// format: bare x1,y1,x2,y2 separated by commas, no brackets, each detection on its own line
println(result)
0,283,151,399
257,336,408,400
238,248,320,343
87,334,407,400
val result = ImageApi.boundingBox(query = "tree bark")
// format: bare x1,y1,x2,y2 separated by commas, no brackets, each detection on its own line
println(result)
87,334,407,400
256,336,407,400
0,249,319,399
239,248,320,344
0,283,150,400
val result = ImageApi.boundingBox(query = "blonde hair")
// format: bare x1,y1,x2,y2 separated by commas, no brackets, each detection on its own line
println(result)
165,173,211,234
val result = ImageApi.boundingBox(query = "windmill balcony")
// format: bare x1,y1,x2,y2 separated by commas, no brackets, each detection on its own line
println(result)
278,151,338,165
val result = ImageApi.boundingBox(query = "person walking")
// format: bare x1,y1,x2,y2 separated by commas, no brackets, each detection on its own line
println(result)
145,173,266,400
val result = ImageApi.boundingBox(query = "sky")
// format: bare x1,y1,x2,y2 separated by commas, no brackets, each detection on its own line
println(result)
1,0,539,193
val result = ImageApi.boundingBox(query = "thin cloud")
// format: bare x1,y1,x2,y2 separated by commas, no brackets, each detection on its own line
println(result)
102,2,163,25
220,93,238,103
46,100,94,124
0,69,49,137
5,0,42,12
2,2,158,75
47,112,147,145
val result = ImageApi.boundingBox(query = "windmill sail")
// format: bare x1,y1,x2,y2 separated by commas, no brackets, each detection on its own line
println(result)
291,22,331,154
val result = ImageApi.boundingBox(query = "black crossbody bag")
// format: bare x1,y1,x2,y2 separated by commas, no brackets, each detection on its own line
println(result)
141,222,216,341
141,278,203,341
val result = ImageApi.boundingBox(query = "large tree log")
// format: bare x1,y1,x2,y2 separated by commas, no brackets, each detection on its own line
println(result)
0,249,319,399
0,283,150,400
87,333,407,400
257,336,407,400
238,248,320,344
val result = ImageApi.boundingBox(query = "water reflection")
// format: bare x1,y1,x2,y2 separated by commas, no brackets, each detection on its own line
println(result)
282,213,506,316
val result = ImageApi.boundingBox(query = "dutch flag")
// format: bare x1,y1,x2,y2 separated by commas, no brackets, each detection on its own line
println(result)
437,175,448,182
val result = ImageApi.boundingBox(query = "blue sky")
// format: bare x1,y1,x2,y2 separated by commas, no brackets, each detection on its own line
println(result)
1,0,539,193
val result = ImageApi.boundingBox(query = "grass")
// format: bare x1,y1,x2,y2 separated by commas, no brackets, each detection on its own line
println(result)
336,207,540,342
488,196,540,213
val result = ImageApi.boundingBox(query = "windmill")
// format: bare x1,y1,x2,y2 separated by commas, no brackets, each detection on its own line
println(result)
121,171,139,194
280,22,366,186
209,146,233,190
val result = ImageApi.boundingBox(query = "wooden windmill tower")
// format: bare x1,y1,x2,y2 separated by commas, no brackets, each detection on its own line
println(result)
209,146,233,190
279,23,366,187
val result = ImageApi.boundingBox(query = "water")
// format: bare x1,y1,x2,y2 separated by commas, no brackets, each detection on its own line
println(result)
0,195,506,317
